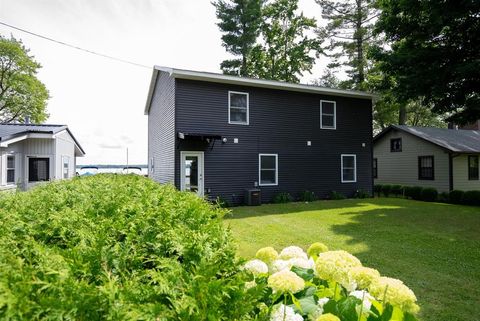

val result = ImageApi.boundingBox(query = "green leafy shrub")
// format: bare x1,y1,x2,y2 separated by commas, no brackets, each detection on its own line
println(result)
410,186,423,200
462,190,480,206
329,190,346,200
215,195,231,208
374,184,382,197
391,185,403,197
438,192,450,203
272,192,293,203
0,174,256,320
449,190,465,204
420,187,438,202
299,190,317,202
381,184,392,197
354,189,371,198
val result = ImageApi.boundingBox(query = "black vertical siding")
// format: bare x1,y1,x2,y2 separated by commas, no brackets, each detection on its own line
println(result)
148,71,175,184
173,79,373,205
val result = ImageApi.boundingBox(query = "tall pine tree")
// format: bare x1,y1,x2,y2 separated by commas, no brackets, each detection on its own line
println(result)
212,0,264,76
250,0,320,83
316,0,380,90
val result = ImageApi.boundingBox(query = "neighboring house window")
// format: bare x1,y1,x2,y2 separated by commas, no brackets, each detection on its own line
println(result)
7,155,15,184
62,156,69,179
228,91,249,125
373,158,378,179
418,156,434,180
28,157,50,182
341,154,357,183
320,100,336,129
150,157,155,172
390,138,402,152
468,155,479,180
259,154,278,186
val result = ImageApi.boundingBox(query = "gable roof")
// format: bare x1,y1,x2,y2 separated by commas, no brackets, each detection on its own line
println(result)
374,125,480,153
0,123,85,156
144,66,375,114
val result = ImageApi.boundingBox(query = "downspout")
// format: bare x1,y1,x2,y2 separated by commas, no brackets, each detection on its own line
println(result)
448,153,453,192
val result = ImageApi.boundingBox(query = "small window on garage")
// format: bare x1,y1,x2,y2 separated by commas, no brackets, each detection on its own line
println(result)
418,156,434,180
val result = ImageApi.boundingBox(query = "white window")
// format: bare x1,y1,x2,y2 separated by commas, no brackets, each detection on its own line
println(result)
229,91,249,125
7,155,15,184
341,154,356,183
62,156,70,179
320,100,336,129
259,154,278,186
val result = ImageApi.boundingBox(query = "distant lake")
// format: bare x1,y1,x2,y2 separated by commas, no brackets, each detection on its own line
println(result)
76,166,148,176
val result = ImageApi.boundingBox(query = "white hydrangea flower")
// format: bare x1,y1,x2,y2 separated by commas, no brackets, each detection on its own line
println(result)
279,246,308,260
245,280,257,289
271,259,292,273
311,297,330,319
288,257,315,270
270,304,304,321
244,259,268,275
350,290,374,311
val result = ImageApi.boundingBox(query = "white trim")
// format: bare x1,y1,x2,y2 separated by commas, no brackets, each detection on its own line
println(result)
320,100,336,130
341,154,357,183
6,154,15,184
25,155,53,184
145,66,375,114
259,153,278,186
180,151,204,197
228,91,249,125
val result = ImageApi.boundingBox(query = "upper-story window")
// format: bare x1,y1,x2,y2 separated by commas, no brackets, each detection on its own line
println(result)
320,100,336,129
468,155,479,180
228,91,249,125
7,155,15,184
390,138,402,152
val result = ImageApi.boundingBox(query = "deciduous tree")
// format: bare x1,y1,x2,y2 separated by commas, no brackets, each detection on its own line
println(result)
373,0,480,125
0,35,49,123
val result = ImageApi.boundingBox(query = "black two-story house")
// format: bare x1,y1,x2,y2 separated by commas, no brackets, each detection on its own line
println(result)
145,66,374,205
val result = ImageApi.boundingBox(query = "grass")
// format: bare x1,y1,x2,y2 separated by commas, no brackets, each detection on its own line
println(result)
224,198,480,321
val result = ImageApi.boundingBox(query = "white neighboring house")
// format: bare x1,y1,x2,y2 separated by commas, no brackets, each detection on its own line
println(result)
0,123,85,191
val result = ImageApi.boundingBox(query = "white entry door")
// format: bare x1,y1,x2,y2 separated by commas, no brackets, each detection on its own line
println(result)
180,151,204,197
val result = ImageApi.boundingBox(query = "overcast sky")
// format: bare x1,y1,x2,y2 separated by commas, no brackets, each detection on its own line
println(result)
0,0,325,165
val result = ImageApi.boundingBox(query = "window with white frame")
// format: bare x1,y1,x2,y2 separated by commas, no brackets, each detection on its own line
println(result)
229,91,249,125
341,154,357,183
28,157,50,182
7,155,15,184
320,100,336,129
150,157,155,172
259,154,278,186
62,156,69,179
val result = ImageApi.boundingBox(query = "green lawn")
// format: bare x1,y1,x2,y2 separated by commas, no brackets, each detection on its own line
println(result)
224,198,480,321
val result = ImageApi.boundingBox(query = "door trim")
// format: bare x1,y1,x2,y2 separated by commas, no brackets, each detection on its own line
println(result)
180,151,204,197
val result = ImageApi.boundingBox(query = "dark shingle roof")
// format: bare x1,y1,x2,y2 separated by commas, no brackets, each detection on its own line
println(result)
0,123,85,155
0,123,67,140
374,125,480,153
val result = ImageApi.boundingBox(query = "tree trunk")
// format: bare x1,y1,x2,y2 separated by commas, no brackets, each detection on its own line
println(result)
398,105,407,125
355,0,365,87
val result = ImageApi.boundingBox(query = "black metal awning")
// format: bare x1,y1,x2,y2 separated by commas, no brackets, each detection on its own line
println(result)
177,132,222,141
177,132,222,150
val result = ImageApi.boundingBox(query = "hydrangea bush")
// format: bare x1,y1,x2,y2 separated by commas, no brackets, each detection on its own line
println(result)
244,243,420,321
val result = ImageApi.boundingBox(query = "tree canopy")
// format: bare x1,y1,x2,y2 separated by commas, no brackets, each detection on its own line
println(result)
0,35,49,123
373,0,480,124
